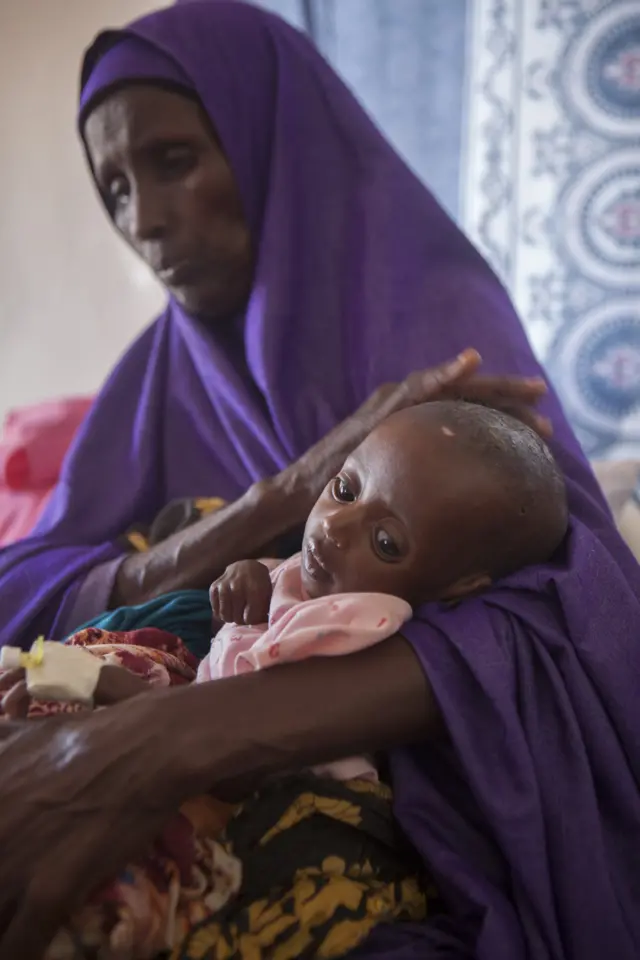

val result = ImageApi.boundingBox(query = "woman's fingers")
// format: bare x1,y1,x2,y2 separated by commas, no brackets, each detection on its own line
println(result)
0,669,25,694
452,375,548,403
522,411,553,438
430,348,482,386
513,408,553,438
403,350,482,406
483,403,553,438
0,720,25,741
1,682,29,721
434,370,553,437
0,813,164,960
397,354,548,414
0,698,195,960
0,866,77,960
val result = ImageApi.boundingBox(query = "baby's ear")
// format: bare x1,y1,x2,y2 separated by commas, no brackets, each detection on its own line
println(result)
442,572,491,602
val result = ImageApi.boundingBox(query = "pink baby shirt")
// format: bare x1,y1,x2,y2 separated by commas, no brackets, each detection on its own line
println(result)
197,554,412,781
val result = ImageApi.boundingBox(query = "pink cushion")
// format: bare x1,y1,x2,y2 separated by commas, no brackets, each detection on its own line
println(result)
0,396,93,545
0,488,51,547
0,397,93,491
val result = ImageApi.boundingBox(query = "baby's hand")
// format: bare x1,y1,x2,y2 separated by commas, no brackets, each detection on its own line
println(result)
210,560,273,625
0,664,150,719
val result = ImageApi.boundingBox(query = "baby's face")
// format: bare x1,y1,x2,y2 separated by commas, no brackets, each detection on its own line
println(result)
301,411,497,604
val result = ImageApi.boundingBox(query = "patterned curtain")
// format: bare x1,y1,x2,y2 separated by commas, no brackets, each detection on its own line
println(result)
255,0,640,460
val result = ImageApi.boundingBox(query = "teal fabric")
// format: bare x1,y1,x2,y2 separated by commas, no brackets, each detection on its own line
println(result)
70,590,213,661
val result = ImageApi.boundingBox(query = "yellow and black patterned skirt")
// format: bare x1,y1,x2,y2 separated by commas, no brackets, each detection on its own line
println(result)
174,773,433,960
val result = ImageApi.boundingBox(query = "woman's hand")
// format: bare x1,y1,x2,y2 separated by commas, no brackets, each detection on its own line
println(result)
0,693,189,960
210,560,273,625
284,348,550,503
0,669,31,720
112,348,549,605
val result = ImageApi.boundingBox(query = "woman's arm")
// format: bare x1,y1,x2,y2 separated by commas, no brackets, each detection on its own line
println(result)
0,635,435,960
114,351,550,607
112,471,310,606
169,633,437,799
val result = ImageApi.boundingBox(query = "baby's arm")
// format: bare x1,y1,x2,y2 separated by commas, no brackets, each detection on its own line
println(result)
94,664,152,704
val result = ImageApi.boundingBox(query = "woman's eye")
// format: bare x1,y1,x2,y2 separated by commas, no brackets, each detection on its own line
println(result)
106,175,130,206
373,527,401,561
332,477,356,503
158,146,197,179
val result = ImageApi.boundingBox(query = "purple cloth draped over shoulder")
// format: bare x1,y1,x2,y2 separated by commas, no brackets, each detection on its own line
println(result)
1,3,639,957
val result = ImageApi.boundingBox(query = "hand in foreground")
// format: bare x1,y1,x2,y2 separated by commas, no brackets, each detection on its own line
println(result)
0,633,433,960
0,690,190,960
210,559,273,625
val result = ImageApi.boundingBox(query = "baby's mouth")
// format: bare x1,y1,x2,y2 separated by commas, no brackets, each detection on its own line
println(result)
302,537,332,583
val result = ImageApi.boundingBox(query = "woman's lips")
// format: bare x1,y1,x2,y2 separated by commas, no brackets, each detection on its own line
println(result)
302,538,332,583
156,260,201,286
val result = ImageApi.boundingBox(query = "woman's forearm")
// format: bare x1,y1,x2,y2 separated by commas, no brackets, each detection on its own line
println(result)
162,634,439,801
112,471,310,606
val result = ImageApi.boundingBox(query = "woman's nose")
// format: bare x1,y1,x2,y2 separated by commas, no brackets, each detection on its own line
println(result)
126,184,168,243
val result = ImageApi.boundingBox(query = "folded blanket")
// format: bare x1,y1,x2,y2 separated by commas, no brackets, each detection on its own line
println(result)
75,591,213,662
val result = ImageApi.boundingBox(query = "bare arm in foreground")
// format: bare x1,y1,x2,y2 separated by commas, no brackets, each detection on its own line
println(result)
0,635,431,960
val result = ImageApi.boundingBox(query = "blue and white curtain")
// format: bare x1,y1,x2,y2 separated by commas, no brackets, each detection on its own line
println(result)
257,0,640,461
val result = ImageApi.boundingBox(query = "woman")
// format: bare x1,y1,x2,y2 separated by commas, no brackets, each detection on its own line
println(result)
0,3,639,958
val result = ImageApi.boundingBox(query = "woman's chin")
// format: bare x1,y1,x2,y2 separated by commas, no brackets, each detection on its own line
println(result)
166,271,252,324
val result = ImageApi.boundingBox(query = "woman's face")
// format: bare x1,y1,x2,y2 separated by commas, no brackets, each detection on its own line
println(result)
84,85,253,321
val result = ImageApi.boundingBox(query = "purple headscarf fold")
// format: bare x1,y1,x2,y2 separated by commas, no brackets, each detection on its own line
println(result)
1,3,640,957
79,35,194,117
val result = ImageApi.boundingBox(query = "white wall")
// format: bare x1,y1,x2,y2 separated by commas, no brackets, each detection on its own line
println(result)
0,0,166,424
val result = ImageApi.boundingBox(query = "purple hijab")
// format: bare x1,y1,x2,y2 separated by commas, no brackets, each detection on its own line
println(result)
2,3,640,957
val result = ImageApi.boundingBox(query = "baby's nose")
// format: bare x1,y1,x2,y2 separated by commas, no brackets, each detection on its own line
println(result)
322,513,352,549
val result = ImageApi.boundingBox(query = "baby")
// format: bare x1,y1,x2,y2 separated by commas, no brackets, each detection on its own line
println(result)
1,400,568,960
205,398,567,694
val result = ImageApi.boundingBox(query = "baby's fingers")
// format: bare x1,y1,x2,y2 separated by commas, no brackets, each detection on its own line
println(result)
243,587,272,626
230,589,249,626
209,582,221,620
216,584,236,623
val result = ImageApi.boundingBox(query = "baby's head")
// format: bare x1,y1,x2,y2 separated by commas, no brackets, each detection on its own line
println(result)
301,401,568,606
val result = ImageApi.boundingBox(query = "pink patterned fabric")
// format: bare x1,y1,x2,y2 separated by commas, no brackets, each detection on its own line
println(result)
198,554,412,781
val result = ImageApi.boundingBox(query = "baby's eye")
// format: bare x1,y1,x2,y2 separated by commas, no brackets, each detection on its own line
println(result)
373,526,401,561
332,476,356,503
